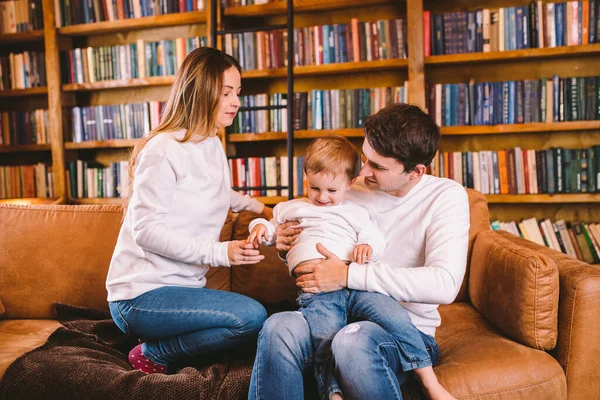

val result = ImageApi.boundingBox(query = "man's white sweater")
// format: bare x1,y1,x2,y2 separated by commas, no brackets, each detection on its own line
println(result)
106,131,263,302
345,175,470,337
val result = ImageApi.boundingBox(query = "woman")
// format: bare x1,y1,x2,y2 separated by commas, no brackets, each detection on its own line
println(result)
106,47,267,374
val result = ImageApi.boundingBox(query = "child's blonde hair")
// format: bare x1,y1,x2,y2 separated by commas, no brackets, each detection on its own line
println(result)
304,136,360,182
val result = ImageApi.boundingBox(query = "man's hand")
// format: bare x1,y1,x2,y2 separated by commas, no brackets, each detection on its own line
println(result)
294,243,349,293
275,220,302,255
353,244,373,264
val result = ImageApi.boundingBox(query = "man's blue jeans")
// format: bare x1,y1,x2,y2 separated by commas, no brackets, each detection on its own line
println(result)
250,291,439,400
109,286,267,366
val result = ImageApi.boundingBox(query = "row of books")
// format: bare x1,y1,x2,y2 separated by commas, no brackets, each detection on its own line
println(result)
424,1,599,56
68,102,165,143
429,146,600,195
229,156,307,197
228,85,408,134
0,52,47,91
0,0,43,33
60,37,207,84
495,218,600,264
0,164,54,199
57,0,204,27
0,109,49,146
426,75,600,127
66,160,130,199
222,17,406,71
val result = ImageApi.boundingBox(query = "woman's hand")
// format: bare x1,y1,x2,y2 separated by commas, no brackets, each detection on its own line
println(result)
228,240,265,265
275,220,302,254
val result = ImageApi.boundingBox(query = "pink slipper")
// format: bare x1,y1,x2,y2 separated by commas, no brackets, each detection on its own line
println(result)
128,343,167,374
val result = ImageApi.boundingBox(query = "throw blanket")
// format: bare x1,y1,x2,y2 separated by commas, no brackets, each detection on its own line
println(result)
0,303,255,400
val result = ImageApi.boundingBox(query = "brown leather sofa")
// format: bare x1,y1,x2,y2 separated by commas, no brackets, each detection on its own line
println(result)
1,189,599,399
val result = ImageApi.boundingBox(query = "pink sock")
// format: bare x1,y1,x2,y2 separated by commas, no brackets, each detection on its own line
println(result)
128,343,167,374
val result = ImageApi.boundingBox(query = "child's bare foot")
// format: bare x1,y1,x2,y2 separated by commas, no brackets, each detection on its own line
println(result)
330,393,344,400
421,382,456,400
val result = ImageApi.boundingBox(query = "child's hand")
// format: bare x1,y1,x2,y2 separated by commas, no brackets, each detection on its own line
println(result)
248,224,269,248
353,244,373,264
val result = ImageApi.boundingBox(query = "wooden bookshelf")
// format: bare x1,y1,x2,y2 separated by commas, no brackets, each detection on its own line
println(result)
441,121,600,135
62,77,175,92
426,44,600,66
0,30,44,45
58,11,207,36
0,198,60,205
486,194,600,204
228,128,364,142
0,144,52,153
224,0,395,17
0,87,48,98
65,140,140,149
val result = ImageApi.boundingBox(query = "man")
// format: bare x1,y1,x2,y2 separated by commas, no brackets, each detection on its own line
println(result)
249,103,470,400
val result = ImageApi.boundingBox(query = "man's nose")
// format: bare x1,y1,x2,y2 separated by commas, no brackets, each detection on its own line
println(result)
359,164,371,176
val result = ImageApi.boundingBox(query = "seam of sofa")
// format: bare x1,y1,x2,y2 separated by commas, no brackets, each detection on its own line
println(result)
562,274,593,380
460,372,565,400
485,231,548,349
0,204,124,214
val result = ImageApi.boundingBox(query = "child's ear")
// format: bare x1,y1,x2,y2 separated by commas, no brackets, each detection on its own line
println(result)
348,177,357,187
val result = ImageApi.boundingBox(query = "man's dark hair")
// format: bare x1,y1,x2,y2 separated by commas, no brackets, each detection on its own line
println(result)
364,103,440,172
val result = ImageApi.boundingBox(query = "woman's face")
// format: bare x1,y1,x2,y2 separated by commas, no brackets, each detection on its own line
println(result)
215,67,242,129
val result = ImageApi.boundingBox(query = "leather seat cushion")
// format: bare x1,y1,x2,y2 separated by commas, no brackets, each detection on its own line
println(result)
0,319,61,380
436,303,566,399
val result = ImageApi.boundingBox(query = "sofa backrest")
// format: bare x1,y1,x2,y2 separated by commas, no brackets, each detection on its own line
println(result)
230,188,490,306
0,204,232,319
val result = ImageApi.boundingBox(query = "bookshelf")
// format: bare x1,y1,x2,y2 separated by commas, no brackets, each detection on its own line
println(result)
0,0,597,231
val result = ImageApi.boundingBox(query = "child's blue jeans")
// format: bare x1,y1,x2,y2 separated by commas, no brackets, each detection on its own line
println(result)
297,289,438,400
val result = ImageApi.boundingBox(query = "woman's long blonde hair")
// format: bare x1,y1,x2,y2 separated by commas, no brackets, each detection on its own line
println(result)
128,47,242,188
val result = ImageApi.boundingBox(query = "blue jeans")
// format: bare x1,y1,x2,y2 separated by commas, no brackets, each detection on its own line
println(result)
109,286,267,366
249,291,439,400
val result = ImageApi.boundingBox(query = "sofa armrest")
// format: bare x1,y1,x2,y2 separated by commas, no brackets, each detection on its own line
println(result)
469,230,559,350
493,230,600,400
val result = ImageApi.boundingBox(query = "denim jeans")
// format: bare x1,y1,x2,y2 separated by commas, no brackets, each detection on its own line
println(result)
249,291,439,400
109,286,267,366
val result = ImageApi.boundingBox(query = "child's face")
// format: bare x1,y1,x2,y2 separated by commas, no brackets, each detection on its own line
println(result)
307,171,353,207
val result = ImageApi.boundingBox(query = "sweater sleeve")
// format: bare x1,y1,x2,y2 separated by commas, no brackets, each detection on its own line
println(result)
230,189,264,214
355,208,387,262
129,141,230,268
347,187,470,304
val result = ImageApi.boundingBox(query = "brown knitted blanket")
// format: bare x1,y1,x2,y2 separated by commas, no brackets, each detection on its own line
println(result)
0,303,254,400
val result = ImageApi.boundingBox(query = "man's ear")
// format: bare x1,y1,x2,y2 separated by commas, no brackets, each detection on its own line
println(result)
410,164,426,179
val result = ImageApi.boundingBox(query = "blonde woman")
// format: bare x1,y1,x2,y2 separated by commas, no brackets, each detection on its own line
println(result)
106,47,267,374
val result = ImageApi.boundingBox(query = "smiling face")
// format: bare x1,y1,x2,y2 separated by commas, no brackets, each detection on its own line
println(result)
359,139,417,196
215,67,241,129
307,171,353,207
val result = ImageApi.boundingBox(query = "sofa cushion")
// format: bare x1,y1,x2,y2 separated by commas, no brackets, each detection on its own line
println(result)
0,319,62,380
231,211,297,306
469,230,559,350
455,189,490,303
436,303,566,399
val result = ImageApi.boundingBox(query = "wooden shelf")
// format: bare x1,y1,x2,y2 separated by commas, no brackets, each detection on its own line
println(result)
0,144,51,153
426,44,600,66
486,194,600,204
441,121,600,135
70,198,125,205
0,198,60,205
63,76,175,92
228,128,364,142
242,58,407,79
0,87,48,98
65,139,141,149
255,196,288,205
224,0,396,17
58,11,207,36
0,30,44,45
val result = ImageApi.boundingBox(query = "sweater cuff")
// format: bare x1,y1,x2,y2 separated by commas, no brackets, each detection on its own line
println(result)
212,241,231,268
347,262,368,291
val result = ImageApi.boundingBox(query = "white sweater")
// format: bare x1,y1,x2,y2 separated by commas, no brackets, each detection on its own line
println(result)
249,198,386,272
345,175,470,337
106,131,264,302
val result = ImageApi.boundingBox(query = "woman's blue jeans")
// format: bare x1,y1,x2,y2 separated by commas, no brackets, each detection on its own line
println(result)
109,286,267,366
249,291,439,400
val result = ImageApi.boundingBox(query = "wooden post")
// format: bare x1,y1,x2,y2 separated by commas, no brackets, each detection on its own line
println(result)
406,0,426,110
42,0,66,202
